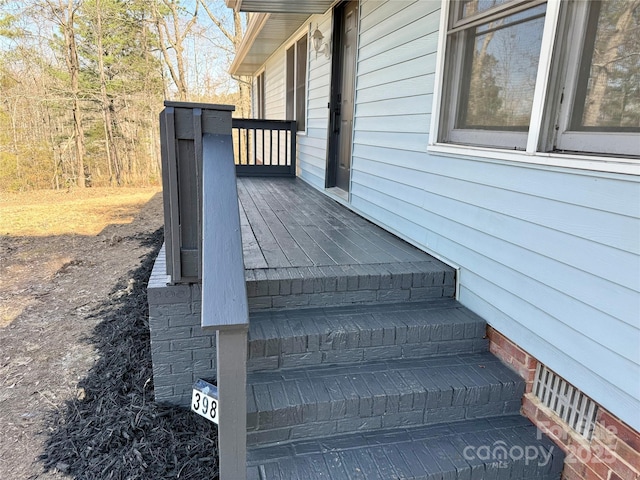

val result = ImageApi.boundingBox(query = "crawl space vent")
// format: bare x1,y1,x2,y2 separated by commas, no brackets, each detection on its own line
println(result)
533,363,598,440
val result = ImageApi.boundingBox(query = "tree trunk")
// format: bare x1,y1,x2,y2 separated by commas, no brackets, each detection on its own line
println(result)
62,0,86,187
95,0,121,185
200,4,250,116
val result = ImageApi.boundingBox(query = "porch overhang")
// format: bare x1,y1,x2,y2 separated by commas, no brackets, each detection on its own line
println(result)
225,0,333,14
230,12,312,76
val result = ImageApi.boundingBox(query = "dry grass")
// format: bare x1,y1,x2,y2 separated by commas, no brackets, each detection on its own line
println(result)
0,187,162,237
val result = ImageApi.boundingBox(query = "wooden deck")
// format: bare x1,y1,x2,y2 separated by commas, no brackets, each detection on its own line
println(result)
237,177,433,270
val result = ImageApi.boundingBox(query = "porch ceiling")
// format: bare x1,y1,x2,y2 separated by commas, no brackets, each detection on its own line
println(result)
226,0,333,13
230,12,311,76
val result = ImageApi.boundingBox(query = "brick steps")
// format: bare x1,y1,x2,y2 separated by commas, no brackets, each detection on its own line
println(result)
246,352,524,446
245,261,456,311
243,294,565,478
247,299,488,372
247,416,564,480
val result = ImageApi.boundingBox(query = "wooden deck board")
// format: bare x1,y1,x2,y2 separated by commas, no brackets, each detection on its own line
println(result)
241,178,314,268
265,179,401,263
239,198,268,269
254,181,344,266
237,180,292,268
261,180,384,265
237,177,434,271
259,182,362,265
272,178,426,262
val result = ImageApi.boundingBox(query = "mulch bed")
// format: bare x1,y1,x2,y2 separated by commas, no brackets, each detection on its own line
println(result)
41,228,219,479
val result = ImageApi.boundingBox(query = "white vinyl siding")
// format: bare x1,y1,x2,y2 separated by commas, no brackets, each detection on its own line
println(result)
263,52,285,120
346,0,640,431
298,13,333,188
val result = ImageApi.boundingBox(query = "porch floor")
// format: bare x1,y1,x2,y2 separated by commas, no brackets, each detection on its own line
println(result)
237,177,455,311
238,177,434,270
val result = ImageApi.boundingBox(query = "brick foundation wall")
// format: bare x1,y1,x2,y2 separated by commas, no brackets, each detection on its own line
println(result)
488,326,640,480
147,246,214,406
487,327,538,393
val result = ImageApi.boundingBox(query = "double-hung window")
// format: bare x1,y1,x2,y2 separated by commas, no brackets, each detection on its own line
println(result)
441,0,547,150
286,35,308,132
435,0,639,166
549,0,639,156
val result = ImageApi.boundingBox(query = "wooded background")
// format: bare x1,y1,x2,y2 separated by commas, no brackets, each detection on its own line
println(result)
0,0,248,191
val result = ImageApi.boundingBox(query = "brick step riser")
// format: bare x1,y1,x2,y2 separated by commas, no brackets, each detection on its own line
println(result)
246,361,526,446
246,416,565,479
247,337,489,371
246,264,456,311
249,459,563,480
246,302,488,372
249,456,563,479
246,399,524,447
250,465,561,480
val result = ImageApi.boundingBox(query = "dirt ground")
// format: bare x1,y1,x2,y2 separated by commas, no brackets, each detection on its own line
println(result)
0,189,210,479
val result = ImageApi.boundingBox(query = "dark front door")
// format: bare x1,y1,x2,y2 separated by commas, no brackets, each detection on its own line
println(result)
327,0,358,193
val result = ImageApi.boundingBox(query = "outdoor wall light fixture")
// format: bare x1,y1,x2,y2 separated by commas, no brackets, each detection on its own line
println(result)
312,25,330,59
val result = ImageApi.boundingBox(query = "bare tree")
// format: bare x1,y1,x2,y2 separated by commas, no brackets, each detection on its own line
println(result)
152,0,198,101
43,0,86,187
199,1,250,117
89,0,121,184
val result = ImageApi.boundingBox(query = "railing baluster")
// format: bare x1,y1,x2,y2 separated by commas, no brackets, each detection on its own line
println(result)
245,128,250,166
268,129,272,166
254,129,258,166
260,128,264,166
290,121,296,176
286,130,289,168
237,127,242,165
230,118,297,177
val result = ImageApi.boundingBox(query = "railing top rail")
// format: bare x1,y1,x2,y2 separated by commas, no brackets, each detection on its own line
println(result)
232,118,296,130
201,133,249,329
165,100,235,111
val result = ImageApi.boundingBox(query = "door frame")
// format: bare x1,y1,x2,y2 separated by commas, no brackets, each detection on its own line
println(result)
325,0,359,191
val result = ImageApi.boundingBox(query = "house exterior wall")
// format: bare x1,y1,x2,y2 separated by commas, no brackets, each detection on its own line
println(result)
252,0,640,432
249,46,287,121
263,52,285,120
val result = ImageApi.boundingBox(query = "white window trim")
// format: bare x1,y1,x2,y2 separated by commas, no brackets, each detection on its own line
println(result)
255,68,266,119
284,32,309,135
428,0,640,176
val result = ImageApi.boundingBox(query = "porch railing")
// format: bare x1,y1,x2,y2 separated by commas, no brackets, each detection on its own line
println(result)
232,118,296,177
159,101,249,480
160,101,297,283
201,133,248,480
